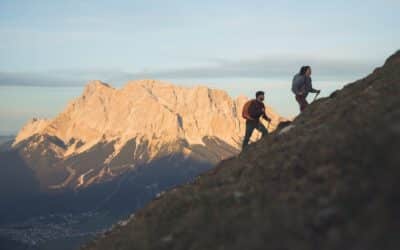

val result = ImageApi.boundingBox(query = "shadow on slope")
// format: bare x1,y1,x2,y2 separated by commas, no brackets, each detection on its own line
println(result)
0,135,238,225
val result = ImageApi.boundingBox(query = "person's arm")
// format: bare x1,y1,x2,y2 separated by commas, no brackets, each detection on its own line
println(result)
309,84,319,93
311,88,321,94
261,104,271,122
308,78,320,93
263,113,271,122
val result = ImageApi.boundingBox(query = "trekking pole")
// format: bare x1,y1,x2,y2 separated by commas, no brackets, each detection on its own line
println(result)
312,92,320,102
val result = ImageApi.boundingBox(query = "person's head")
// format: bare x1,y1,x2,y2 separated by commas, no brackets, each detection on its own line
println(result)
256,91,265,102
299,66,312,77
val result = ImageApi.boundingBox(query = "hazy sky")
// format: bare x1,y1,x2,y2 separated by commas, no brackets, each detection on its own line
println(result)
0,0,399,135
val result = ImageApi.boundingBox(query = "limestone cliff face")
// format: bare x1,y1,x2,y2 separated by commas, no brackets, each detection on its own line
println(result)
14,118,51,144
12,80,284,190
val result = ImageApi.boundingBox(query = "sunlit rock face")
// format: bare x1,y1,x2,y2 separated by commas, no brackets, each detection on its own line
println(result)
12,79,284,190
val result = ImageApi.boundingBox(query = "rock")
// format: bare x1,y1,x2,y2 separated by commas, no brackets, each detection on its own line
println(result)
279,124,295,135
312,207,341,230
11,80,285,189
161,234,173,243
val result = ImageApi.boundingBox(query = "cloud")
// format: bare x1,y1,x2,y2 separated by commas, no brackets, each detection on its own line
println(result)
0,72,81,87
132,55,379,80
0,69,119,87
0,55,381,87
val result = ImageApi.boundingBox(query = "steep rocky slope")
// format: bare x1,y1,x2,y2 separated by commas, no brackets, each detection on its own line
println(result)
83,51,400,250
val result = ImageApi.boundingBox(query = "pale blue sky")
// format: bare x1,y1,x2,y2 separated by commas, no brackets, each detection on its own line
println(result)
0,0,399,135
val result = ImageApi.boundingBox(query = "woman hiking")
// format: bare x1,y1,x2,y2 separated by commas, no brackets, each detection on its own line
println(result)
292,66,321,112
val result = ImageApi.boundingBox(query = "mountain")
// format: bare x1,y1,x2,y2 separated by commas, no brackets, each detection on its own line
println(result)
0,135,14,152
82,51,400,250
0,80,285,249
0,135,14,145
11,80,283,191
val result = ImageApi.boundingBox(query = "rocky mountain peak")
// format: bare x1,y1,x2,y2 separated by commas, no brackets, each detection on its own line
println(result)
12,80,285,190
82,80,113,96
13,118,51,146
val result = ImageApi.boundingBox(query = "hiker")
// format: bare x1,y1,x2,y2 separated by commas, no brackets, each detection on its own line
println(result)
292,66,321,112
242,91,272,150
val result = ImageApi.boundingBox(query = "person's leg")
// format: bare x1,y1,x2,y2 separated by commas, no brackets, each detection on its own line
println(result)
301,96,309,111
242,121,255,150
256,122,269,138
296,95,308,112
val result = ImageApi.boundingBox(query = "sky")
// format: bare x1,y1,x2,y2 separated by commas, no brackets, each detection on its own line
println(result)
0,0,399,135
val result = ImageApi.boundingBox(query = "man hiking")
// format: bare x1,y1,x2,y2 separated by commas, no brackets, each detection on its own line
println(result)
242,91,272,150
292,66,321,112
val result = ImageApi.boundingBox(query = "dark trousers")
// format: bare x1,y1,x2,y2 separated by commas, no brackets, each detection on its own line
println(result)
242,120,268,149
295,94,308,112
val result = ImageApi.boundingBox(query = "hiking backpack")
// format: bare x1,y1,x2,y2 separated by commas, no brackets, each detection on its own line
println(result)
242,100,256,120
292,74,305,95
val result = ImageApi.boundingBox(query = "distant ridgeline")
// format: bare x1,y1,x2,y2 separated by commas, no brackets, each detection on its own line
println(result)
0,136,14,151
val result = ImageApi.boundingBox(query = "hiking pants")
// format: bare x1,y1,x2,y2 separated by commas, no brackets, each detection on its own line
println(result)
295,94,308,112
242,120,268,149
